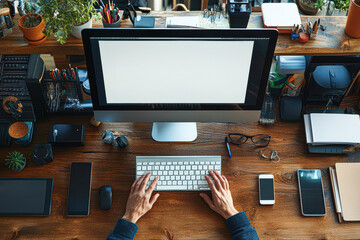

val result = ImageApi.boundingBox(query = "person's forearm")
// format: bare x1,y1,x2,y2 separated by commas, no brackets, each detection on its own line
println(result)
107,218,139,240
226,212,259,240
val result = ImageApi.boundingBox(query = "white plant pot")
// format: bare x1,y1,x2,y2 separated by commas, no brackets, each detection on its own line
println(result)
71,17,92,39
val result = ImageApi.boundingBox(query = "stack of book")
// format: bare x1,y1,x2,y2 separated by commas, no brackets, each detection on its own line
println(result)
329,163,360,222
304,113,360,153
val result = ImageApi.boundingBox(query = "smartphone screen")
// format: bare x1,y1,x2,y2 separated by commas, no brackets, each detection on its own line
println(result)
67,162,92,216
259,178,274,200
260,178,275,200
298,169,326,216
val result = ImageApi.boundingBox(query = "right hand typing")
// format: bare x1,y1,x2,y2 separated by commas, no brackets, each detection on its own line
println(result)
200,170,239,219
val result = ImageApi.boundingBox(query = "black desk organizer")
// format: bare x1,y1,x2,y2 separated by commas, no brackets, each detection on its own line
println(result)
41,69,92,115
227,0,252,28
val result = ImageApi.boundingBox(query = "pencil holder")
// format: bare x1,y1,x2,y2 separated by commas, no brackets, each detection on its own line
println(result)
102,17,121,28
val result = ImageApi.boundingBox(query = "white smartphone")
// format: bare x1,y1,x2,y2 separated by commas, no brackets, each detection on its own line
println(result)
259,174,275,205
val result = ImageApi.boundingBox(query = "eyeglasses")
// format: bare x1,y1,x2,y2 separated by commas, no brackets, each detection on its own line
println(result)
227,133,271,147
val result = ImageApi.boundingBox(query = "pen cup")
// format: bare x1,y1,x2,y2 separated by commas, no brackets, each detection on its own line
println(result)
102,17,121,28
310,33,317,39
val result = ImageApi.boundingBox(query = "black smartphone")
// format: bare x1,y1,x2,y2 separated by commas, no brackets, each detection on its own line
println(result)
297,169,326,216
67,162,92,216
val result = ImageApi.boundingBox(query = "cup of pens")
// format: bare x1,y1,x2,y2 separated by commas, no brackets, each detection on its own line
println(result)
101,3,121,28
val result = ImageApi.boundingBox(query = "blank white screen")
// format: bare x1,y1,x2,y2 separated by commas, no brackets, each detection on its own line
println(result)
99,40,254,104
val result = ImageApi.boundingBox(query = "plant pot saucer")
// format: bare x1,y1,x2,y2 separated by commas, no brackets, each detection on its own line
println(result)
23,35,47,46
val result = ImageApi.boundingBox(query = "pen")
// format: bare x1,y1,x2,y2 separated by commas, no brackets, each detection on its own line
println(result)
225,137,232,158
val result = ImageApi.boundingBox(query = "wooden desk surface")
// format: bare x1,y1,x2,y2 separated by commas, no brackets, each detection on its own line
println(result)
1,99,360,239
0,11,359,56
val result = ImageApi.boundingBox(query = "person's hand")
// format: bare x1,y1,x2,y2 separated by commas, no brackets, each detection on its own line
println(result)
122,172,160,223
200,170,239,219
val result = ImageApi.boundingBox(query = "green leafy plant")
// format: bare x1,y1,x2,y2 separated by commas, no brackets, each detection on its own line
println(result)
38,0,100,44
5,151,26,171
314,0,326,9
22,15,41,28
331,0,350,11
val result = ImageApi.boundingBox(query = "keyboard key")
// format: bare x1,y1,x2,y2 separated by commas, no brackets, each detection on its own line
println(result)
157,186,187,190
198,180,208,185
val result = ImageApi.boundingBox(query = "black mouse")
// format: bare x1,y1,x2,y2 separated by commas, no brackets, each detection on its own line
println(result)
99,185,112,210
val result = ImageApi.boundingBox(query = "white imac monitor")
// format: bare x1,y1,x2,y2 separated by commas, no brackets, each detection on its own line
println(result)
82,29,278,142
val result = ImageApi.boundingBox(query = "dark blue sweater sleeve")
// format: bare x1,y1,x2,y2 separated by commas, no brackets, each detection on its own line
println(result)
226,212,259,240
107,218,139,240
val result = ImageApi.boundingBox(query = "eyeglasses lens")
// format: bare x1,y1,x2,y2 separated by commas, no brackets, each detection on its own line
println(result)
252,135,270,147
230,134,248,145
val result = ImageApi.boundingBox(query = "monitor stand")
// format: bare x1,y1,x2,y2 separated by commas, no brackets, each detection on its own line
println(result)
152,122,197,142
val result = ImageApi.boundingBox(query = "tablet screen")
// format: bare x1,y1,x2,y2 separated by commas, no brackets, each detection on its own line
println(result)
0,178,53,216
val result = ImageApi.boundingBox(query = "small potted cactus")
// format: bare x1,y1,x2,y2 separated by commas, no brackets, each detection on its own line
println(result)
5,151,26,171
18,13,46,45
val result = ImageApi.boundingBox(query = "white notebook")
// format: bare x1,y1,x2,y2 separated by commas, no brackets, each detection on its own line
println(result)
261,3,301,29
310,113,360,145
165,17,199,28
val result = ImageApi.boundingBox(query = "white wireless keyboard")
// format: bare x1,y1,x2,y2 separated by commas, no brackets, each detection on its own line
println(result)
136,156,221,191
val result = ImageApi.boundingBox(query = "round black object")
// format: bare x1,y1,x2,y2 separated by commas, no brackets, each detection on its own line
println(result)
115,135,128,148
280,96,303,122
32,144,53,166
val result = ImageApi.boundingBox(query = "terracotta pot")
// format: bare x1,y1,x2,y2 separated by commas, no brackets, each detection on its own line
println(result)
345,0,360,38
18,13,46,44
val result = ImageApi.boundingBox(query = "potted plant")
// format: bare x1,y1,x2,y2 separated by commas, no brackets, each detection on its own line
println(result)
18,13,46,45
296,0,327,15
39,0,100,44
5,151,26,171
345,0,360,38
17,0,46,45
327,0,350,15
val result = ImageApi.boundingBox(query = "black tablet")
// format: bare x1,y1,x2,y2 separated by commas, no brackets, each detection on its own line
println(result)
0,178,53,216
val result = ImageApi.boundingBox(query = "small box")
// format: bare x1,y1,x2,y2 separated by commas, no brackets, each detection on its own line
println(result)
48,124,84,146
